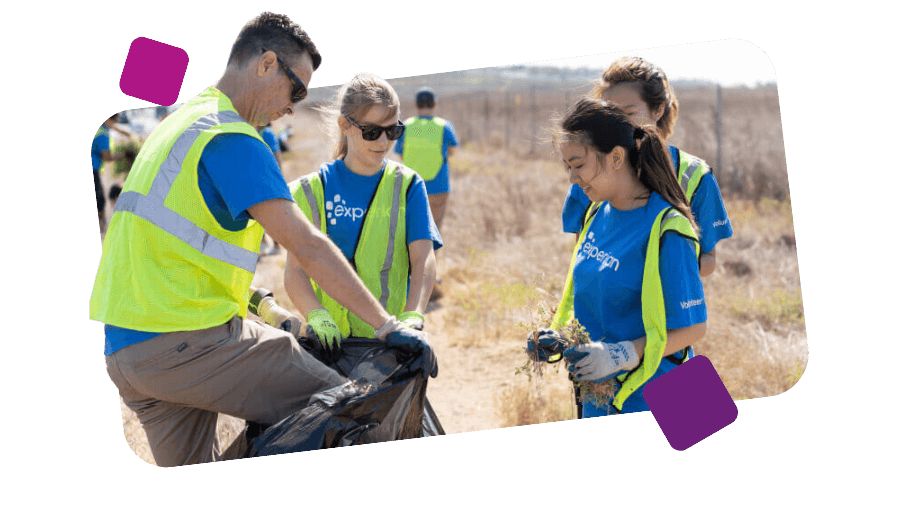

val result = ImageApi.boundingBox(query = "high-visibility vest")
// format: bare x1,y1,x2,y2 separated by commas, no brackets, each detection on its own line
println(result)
290,160,416,338
551,202,700,412
673,148,712,203
401,116,446,181
90,87,266,332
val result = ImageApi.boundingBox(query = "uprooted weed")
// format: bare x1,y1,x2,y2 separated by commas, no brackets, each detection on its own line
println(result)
516,304,615,411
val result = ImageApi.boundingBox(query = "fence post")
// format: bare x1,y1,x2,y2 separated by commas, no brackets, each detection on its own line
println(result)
484,94,490,145
530,86,536,155
505,90,510,150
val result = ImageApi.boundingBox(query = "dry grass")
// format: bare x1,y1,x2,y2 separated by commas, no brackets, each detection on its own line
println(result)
495,375,574,428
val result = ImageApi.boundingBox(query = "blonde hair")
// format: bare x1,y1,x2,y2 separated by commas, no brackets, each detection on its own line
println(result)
317,73,400,160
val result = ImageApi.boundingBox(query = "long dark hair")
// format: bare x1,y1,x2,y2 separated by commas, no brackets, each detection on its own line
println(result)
554,97,697,232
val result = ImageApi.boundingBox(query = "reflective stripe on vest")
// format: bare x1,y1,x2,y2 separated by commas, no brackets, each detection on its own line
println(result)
676,149,710,204
114,110,258,272
90,87,266,332
551,203,699,411
289,161,413,338
401,116,446,181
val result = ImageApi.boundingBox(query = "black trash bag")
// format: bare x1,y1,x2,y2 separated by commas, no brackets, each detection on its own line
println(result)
245,337,444,457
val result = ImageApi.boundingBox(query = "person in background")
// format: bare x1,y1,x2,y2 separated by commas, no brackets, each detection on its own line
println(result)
285,73,442,361
393,87,458,301
91,113,131,233
258,122,283,256
561,56,732,277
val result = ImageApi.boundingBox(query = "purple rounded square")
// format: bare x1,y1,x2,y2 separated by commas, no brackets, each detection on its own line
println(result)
643,355,738,451
119,37,189,106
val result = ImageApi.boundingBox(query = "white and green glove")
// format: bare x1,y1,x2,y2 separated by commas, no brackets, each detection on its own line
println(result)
564,341,640,382
398,311,425,331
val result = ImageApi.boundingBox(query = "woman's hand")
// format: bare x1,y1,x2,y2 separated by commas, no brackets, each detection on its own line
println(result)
564,341,640,382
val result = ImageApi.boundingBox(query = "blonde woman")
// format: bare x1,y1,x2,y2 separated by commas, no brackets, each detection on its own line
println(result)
285,73,442,365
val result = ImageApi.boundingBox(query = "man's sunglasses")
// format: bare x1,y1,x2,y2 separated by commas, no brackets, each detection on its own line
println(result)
345,115,405,141
262,48,307,103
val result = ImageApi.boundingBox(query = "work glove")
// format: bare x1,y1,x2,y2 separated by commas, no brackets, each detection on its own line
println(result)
306,309,342,362
564,340,640,383
525,328,569,362
398,311,425,331
377,316,438,378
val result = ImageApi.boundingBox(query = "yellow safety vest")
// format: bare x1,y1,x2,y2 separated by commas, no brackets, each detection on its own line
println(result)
674,148,711,204
551,202,700,411
290,160,415,338
401,116,446,181
90,87,266,332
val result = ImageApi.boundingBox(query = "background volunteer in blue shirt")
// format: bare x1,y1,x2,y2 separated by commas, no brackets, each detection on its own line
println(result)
536,98,707,417
258,122,284,256
393,87,458,226
90,113,129,232
285,73,442,357
393,87,458,299
561,56,732,277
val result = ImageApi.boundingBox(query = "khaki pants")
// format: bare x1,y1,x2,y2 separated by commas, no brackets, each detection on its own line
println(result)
106,317,346,467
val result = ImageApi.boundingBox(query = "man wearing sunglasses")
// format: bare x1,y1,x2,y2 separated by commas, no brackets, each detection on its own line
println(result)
91,12,435,467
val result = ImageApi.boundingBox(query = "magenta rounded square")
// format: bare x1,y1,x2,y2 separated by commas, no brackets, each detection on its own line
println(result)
119,37,189,106
643,355,738,451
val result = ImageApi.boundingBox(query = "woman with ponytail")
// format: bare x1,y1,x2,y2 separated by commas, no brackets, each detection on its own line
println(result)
561,56,732,277
532,98,706,417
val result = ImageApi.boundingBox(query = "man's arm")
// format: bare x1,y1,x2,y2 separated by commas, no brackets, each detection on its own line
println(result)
248,198,391,330
283,253,324,315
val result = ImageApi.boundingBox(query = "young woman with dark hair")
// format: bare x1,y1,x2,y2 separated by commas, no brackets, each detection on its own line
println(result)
533,98,707,417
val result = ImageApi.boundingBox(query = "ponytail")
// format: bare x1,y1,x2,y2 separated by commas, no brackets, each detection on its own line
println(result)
630,126,697,233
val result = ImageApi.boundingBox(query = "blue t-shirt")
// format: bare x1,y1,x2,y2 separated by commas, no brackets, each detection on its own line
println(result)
260,126,281,153
91,127,110,172
310,159,443,261
561,146,733,255
572,192,707,417
105,132,291,355
393,116,458,195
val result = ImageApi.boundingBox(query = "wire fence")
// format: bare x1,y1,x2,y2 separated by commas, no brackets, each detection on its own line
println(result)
389,81,787,201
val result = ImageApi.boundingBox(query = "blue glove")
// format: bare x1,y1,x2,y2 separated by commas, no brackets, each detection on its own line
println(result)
526,328,569,362
564,341,640,383
385,326,438,378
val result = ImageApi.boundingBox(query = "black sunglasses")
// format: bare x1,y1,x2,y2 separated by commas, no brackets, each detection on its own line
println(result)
262,48,308,103
345,115,405,141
